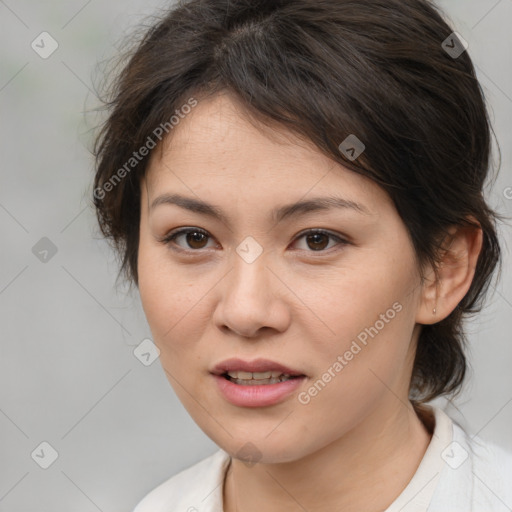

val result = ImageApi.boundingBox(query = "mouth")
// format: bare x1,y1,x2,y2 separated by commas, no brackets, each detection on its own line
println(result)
211,357,306,381
222,370,303,386
211,358,306,407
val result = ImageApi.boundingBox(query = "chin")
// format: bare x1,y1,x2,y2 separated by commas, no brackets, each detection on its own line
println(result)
206,427,315,465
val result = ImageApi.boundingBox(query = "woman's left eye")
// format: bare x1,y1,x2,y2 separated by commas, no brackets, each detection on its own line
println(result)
159,228,347,253
292,230,347,252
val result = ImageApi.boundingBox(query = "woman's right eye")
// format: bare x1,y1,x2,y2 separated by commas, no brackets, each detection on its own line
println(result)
159,227,218,252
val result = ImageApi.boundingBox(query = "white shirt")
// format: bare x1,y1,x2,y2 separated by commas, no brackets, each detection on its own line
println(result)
133,406,512,511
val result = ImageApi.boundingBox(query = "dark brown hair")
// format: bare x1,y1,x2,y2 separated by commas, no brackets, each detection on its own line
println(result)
92,0,504,403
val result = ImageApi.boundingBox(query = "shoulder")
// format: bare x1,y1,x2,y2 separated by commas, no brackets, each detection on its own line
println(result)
429,407,512,511
132,449,231,512
466,429,512,511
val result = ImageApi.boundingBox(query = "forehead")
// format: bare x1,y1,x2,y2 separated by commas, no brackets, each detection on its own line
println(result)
148,93,326,174
143,93,390,214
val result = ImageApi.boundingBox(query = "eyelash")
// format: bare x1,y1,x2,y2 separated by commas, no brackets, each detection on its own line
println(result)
158,227,349,255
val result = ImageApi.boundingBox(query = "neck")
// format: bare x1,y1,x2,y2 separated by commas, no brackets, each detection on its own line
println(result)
223,400,432,512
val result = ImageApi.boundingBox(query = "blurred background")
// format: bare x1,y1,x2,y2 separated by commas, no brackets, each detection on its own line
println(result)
0,1,511,510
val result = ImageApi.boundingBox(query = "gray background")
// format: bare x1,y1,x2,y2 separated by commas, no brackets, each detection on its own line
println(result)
0,1,511,511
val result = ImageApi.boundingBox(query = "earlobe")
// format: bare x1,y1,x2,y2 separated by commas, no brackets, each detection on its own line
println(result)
415,262,440,325
415,221,483,325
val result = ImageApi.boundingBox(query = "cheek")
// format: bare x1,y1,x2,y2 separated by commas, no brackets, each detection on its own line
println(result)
306,263,413,349
137,245,207,352
303,264,418,396
289,305,416,446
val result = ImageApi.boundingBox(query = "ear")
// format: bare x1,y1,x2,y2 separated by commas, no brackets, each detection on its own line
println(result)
415,219,483,325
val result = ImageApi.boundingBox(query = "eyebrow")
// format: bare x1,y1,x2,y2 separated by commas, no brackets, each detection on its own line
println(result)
149,193,372,224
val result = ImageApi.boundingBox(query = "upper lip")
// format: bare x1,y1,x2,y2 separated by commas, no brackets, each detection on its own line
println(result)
211,358,305,376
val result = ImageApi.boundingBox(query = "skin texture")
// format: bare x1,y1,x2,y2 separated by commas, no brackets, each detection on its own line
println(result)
137,92,483,511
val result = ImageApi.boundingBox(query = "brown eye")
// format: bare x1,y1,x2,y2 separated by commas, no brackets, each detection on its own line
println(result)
185,231,209,249
305,233,330,251
161,227,216,251
160,227,347,254
293,229,347,253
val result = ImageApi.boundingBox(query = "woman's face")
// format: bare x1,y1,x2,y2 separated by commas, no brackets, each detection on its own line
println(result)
138,92,428,463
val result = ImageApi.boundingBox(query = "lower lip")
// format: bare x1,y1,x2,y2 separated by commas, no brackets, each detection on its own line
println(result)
212,374,306,407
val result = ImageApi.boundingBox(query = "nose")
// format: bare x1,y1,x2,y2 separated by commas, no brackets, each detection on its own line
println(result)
212,254,291,338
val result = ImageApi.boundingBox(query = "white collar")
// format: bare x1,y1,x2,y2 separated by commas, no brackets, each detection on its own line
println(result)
133,405,489,511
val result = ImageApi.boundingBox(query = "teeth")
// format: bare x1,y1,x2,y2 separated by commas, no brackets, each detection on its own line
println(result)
227,370,289,380
252,371,273,379
225,370,298,385
228,371,253,379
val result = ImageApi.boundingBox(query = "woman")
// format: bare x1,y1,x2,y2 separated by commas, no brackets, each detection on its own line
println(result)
92,0,512,510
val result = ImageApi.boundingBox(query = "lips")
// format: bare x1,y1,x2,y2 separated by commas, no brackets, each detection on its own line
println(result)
211,358,305,378
211,358,306,407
